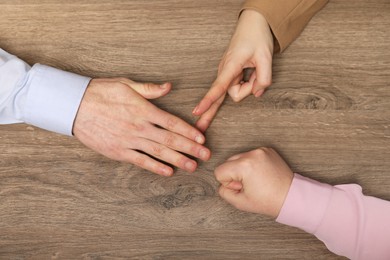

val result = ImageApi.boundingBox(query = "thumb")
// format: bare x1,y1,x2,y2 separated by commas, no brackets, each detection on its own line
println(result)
122,79,172,99
218,186,245,209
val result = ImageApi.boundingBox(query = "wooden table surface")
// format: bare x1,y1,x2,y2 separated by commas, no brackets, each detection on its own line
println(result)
0,0,389,259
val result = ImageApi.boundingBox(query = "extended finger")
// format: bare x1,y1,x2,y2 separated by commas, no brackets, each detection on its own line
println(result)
147,127,211,161
193,62,242,116
195,94,226,132
123,149,174,177
138,139,198,173
150,108,206,145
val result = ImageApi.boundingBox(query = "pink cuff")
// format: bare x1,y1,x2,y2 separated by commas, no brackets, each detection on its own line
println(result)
276,173,390,259
276,173,333,234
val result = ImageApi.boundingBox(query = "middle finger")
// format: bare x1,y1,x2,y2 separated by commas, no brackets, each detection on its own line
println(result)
137,139,198,173
146,127,211,161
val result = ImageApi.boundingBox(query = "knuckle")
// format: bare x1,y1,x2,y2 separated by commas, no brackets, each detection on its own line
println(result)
128,122,145,132
202,96,214,106
259,79,272,88
163,133,176,147
166,117,178,130
134,155,145,167
151,145,163,157
229,93,241,103
177,156,188,169
240,158,253,169
199,117,211,126
190,143,201,156
253,148,267,158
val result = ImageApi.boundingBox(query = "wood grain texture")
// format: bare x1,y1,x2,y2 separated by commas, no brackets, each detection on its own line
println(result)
0,0,389,259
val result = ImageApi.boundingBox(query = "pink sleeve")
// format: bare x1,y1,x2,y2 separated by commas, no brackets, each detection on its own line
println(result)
276,173,390,260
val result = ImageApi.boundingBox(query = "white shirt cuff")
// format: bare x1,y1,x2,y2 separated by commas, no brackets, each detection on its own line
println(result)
23,64,91,136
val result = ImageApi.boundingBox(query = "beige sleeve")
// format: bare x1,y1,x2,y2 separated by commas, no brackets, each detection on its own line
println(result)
241,0,329,52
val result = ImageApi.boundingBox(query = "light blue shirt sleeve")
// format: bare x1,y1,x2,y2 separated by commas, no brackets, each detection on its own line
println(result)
0,48,91,136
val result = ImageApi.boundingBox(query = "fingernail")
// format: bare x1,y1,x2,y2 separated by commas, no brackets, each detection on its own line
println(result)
160,83,168,89
195,135,204,144
255,90,264,98
162,168,173,176
185,161,196,172
199,149,209,160
192,105,199,115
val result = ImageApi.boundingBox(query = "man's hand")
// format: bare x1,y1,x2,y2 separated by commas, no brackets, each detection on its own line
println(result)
73,78,211,176
193,10,274,132
215,148,293,218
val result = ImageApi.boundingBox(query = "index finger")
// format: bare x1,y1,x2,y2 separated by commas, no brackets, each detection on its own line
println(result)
193,62,242,116
195,94,225,133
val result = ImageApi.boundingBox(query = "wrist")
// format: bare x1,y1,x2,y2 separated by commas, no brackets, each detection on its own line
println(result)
237,9,274,52
239,9,268,26
272,173,294,218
